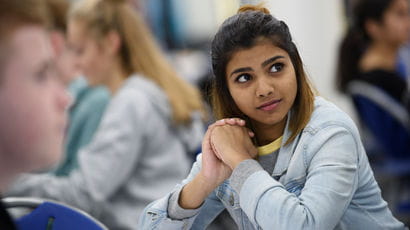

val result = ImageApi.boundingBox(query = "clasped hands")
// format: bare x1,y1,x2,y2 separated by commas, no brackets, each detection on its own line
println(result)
177,118,259,209
200,118,258,186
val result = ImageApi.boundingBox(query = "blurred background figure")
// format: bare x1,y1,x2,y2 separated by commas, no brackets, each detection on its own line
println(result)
399,41,410,99
0,0,70,228
337,0,410,223
6,0,205,229
43,0,111,177
337,0,410,115
45,0,77,87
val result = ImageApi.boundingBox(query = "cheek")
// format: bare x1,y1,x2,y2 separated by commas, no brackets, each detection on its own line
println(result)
22,96,64,169
0,72,64,171
387,18,410,39
287,79,298,106
20,89,63,163
82,53,94,69
18,95,54,144
290,77,298,97
230,88,253,113
85,50,106,75
1,99,55,169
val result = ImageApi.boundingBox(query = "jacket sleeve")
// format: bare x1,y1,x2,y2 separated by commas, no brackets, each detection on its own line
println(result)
139,154,226,229
236,125,359,229
6,88,147,215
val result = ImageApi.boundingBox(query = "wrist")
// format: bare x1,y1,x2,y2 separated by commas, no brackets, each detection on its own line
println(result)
179,173,217,209
230,153,252,170
196,171,220,193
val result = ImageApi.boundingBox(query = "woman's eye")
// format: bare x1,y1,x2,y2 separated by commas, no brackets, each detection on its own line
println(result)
76,48,84,56
71,46,84,56
236,74,251,83
270,63,284,73
35,72,48,83
34,66,49,83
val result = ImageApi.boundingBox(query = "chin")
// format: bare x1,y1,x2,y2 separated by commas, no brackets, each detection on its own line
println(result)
85,79,96,86
38,143,64,170
262,115,287,127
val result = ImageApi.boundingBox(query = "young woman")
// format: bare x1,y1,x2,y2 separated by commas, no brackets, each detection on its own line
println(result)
7,0,205,229
139,5,406,229
337,0,410,158
338,0,410,94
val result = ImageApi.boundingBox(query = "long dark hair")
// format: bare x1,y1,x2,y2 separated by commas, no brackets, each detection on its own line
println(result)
337,0,395,92
210,4,315,145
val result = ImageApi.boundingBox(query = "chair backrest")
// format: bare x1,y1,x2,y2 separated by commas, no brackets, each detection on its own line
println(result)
3,197,108,230
347,80,410,159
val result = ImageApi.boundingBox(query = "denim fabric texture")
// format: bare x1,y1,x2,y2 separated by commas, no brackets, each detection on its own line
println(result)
139,97,407,230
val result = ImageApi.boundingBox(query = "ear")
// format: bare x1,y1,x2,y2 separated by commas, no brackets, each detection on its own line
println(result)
364,19,382,40
49,31,66,57
104,30,122,55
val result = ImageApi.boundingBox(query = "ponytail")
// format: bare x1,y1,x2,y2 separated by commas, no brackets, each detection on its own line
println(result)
69,0,205,124
336,0,395,93
336,26,367,92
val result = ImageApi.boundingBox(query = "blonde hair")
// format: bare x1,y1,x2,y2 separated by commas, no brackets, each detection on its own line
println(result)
211,4,315,145
69,0,204,124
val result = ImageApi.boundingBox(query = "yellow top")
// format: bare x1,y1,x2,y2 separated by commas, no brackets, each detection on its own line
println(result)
257,136,283,156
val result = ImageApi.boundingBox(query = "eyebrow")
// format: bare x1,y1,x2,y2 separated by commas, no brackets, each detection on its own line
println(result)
229,55,286,78
229,67,253,78
261,55,285,67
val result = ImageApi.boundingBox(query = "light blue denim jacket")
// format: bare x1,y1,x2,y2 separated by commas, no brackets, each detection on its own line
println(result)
139,97,407,230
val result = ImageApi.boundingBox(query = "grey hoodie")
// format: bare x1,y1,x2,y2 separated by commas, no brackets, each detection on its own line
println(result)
7,74,205,229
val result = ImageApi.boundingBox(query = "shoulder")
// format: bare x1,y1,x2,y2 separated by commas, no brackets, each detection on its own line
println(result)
297,97,362,161
292,97,363,168
109,74,171,121
121,74,164,95
78,87,111,107
304,96,358,135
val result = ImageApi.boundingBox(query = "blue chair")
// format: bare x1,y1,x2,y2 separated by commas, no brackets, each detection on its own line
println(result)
3,197,108,230
347,80,410,217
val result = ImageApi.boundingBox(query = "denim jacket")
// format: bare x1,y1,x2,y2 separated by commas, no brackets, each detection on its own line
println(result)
139,97,406,230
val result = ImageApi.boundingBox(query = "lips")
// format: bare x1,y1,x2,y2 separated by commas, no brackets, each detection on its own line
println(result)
257,99,282,111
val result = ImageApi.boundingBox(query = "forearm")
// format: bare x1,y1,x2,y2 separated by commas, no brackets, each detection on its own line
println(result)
168,187,200,220
179,172,217,209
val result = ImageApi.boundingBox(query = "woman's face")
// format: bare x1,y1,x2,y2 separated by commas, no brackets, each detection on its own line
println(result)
380,0,410,45
67,20,112,86
226,39,297,136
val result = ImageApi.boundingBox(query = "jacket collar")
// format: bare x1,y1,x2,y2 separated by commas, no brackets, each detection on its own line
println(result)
272,110,301,177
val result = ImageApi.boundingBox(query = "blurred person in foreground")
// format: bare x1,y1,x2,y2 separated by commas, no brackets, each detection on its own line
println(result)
6,0,205,229
0,0,70,228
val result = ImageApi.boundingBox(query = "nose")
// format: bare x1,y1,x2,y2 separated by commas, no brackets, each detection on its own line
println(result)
73,58,83,75
55,82,73,111
255,75,274,97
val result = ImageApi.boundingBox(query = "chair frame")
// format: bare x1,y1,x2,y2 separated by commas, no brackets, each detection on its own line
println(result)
3,197,109,230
